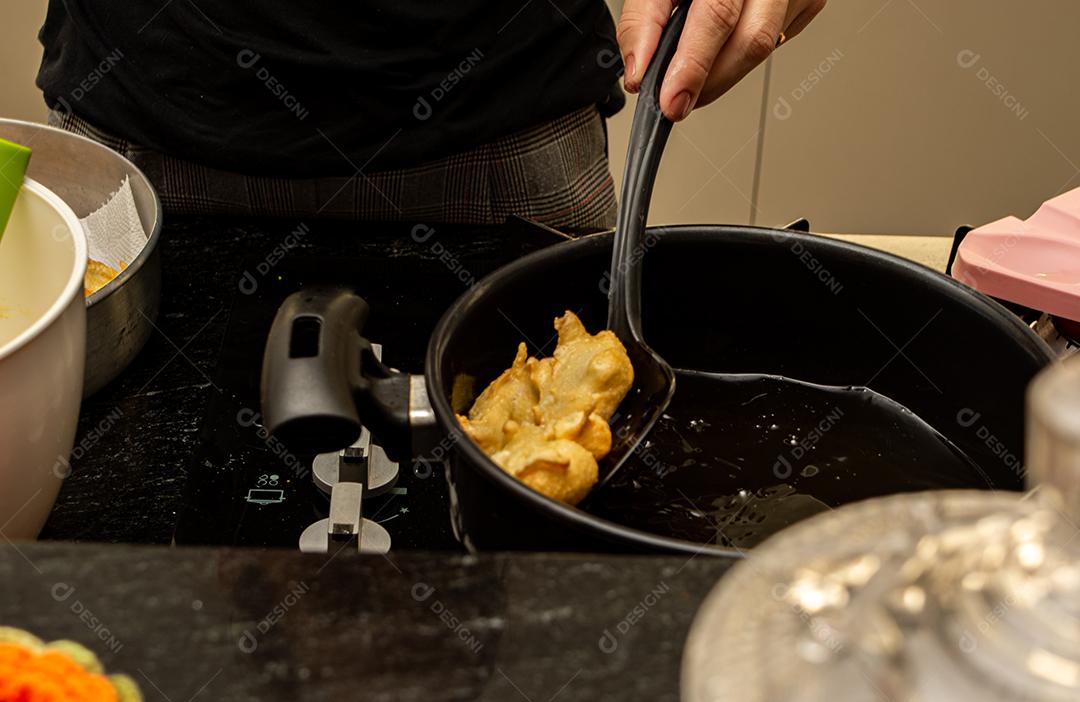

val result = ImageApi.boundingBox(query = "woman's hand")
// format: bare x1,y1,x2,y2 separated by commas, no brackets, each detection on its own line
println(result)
617,0,827,120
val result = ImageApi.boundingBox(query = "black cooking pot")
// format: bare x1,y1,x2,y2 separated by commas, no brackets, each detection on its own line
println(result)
262,225,1053,556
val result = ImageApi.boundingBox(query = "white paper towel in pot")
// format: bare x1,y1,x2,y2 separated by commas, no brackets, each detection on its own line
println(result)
80,175,147,273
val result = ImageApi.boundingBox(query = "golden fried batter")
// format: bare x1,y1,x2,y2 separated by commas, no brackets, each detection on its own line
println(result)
84,259,121,297
457,344,538,455
457,311,633,505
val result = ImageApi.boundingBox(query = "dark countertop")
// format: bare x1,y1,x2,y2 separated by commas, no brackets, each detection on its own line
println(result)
12,215,739,699
0,544,730,700
6,215,1043,697
7,215,737,698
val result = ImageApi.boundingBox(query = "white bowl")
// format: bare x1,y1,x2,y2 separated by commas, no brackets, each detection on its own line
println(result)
0,178,87,539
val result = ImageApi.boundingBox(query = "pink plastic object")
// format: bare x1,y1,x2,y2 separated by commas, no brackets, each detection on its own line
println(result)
953,188,1080,322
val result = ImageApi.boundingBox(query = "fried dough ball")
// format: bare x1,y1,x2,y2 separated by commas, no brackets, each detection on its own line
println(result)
493,425,599,506
456,343,538,454
456,311,633,505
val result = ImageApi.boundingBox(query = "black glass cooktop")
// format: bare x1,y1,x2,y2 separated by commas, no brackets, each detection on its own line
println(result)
174,220,567,551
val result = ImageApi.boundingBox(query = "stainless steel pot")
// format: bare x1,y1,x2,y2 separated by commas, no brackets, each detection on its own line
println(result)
0,119,162,396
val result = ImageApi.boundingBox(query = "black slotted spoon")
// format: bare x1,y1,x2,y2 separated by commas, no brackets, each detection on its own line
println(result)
600,1,691,486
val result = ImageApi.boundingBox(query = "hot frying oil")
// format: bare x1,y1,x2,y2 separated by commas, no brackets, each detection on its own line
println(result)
588,371,986,549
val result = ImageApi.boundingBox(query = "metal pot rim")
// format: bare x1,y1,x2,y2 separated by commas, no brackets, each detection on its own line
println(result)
0,118,163,307
0,178,88,362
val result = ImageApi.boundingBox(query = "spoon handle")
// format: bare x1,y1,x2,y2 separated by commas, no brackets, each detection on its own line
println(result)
607,0,691,339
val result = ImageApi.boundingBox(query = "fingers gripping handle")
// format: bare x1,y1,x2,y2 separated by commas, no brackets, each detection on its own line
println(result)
607,1,691,339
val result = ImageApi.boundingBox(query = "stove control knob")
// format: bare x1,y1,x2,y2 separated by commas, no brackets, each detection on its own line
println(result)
312,427,399,497
298,518,391,555
366,441,399,496
298,478,392,554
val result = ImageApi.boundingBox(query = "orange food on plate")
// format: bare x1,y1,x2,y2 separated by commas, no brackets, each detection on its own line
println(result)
0,627,141,702
0,643,117,701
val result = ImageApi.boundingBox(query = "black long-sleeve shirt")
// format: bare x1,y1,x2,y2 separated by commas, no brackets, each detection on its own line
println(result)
37,0,623,177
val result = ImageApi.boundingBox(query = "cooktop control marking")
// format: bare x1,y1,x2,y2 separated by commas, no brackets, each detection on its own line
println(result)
245,488,285,505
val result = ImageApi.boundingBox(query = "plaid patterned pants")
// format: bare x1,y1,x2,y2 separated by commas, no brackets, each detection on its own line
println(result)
49,106,617,233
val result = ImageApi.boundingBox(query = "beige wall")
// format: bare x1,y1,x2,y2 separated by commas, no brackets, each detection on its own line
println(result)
6,0,1080,235
607,0,1080,234
753,0,1080,235
1,0,49,122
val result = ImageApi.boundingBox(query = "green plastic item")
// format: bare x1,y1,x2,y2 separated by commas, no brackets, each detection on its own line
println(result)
0,137,32,242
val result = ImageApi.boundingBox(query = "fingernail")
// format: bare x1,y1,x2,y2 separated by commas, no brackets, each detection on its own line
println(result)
671,91,693,121
623,53,637,92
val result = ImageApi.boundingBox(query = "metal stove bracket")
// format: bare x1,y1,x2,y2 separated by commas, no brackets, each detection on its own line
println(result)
299,344,397,555
312,427,399,498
